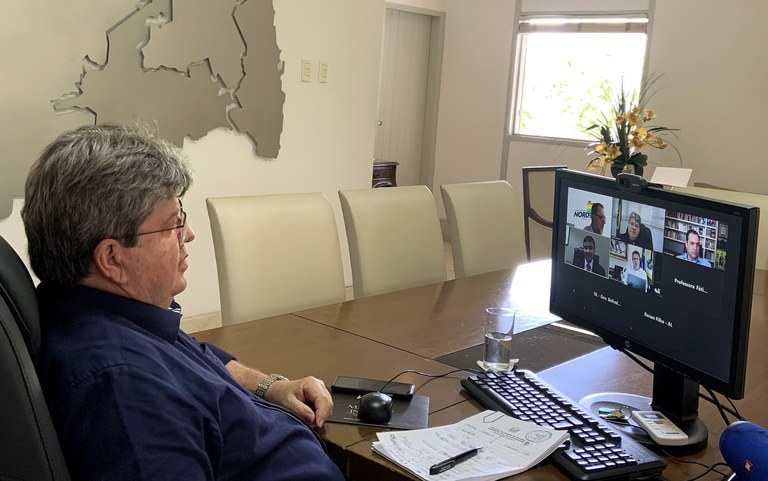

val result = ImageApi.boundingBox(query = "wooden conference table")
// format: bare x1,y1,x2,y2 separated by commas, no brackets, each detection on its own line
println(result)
194,263,768,480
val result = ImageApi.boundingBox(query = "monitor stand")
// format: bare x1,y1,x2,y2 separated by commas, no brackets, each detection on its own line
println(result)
579,392,708,452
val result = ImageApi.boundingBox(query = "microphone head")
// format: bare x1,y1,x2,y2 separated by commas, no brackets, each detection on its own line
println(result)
720,421,768,480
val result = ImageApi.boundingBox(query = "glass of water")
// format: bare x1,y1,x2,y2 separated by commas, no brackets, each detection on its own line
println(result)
483,307,516,371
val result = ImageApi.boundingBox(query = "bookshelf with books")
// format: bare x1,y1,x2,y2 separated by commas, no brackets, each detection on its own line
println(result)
663,211,720,265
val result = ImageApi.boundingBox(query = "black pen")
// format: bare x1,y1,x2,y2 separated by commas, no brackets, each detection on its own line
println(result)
429,447,482,475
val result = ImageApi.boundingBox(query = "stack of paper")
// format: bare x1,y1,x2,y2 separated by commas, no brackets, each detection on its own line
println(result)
372,410,568,481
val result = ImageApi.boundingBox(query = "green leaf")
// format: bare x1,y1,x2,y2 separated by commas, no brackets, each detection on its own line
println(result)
632,153,648,167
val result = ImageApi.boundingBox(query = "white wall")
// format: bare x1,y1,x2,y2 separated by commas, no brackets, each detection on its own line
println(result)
647,1,768,193
407,0,768,221
4,0,768,321
0,0,385,321
391,0,446,11
430,0,517,215
501,0,768,198
389,0,518,218
177,0,385,317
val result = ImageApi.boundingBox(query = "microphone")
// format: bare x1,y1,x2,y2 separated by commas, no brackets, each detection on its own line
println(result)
719,421,768,480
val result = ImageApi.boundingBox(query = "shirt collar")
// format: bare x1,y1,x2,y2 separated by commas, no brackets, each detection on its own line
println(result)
38,283,182,343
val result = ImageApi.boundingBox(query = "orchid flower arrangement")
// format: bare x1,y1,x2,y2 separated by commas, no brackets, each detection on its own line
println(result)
586,76,679,177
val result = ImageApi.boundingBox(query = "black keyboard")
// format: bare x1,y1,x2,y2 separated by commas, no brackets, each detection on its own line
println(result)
461,370,666,480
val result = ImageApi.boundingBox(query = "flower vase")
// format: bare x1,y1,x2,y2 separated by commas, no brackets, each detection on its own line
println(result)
611,163,643,178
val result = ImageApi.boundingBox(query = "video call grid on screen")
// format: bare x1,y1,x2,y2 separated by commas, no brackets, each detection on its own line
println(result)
566,187,730,287
556,185,745,384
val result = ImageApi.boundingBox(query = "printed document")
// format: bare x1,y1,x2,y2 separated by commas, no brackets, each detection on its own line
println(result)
372,410,568,481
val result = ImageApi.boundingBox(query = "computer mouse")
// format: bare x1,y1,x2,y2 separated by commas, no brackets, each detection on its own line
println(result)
357,391,393,424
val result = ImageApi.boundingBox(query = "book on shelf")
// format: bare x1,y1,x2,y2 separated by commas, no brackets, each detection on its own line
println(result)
372,410,568,481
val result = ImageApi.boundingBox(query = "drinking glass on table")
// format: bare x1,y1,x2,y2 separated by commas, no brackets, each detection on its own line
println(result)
483,307,516,371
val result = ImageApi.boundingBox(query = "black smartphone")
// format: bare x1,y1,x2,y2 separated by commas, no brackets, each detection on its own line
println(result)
331,376,415,399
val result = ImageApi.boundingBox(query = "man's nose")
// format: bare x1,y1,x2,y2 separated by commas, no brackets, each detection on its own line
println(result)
185,223,196,243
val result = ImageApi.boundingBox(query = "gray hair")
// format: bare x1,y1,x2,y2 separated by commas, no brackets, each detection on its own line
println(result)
22,124,193,286
628,211,642,225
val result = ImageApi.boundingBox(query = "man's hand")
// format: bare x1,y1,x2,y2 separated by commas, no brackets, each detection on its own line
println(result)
265,376,333,428
225,361,333,428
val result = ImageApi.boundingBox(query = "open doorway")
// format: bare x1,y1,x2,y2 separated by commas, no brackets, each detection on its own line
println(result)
374,5,444,189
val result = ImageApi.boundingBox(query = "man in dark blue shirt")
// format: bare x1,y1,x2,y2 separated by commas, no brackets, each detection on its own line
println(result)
22,125,345,480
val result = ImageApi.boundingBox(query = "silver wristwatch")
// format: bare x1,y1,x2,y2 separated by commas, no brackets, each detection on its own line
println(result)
255,373,288,398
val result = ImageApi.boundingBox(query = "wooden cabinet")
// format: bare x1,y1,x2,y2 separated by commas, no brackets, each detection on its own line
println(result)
372,161,398,188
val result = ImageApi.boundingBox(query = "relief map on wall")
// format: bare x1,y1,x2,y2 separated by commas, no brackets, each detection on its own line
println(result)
0,0,283,219
56,0,285,157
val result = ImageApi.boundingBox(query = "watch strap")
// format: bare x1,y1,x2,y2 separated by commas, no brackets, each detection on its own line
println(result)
255,373,288,398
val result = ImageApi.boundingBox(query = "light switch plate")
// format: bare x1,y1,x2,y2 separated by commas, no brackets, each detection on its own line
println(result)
318,60,329,83
301,58,312,82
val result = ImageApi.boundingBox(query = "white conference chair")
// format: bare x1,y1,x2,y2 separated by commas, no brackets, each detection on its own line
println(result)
207,192,346,325
339,185,446,298
441,180,527,278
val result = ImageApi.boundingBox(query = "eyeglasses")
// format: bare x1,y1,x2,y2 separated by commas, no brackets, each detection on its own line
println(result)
136,203,188,247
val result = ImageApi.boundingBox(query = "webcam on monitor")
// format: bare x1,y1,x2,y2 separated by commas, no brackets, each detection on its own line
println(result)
615,172,649,193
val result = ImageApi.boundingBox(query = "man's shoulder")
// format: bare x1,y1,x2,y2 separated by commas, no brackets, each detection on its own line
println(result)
40,320,145,390
39,303,169,391
594,261,605,272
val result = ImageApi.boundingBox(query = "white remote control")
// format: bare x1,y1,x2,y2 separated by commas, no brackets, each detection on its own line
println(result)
631,410,689,446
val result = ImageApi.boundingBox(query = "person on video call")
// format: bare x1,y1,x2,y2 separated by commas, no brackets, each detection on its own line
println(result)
677,229,713,267
624,250,648,291
21,125,344,481
573,236,605,275
584,203,605,235
617,211,654,250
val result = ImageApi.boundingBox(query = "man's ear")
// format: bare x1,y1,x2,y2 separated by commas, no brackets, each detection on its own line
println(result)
91,238,128,285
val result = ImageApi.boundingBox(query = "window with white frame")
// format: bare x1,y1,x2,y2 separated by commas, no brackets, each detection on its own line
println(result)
511,14,649,141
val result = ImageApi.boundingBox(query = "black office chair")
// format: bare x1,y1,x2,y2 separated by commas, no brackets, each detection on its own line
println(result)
0,234,70,480
638,224,654,250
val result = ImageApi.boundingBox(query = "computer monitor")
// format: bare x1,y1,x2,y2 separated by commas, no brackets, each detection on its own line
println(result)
550,169,759,451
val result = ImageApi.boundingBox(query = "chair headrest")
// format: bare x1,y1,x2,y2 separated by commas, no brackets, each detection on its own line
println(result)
0,235,41,359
